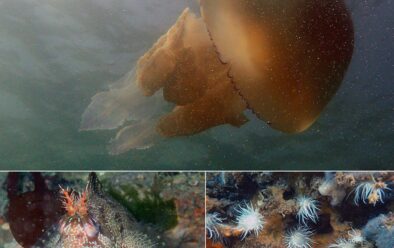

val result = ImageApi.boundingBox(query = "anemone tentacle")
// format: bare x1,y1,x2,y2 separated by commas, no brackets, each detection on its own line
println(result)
296,196,320,225
353,181,391,206
206,212,225,240
234,202,265,240
284,226,314,248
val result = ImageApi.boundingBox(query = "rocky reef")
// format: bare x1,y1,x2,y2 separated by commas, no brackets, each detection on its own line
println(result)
206,172,394,248
0,172,204,248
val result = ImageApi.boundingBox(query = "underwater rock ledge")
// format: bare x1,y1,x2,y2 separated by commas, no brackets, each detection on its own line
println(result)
206,172,394,248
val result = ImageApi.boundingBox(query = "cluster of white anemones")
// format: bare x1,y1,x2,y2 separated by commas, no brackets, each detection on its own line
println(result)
282,195,319,248
206,173,391,246
206,196,320,247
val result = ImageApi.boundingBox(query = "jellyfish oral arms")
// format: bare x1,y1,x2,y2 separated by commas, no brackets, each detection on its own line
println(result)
136,9,247,137
81,1,354,153
81,8,247,152
200,0,354,133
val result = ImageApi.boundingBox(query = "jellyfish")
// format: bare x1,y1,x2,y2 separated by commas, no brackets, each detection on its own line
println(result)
81,0,354,154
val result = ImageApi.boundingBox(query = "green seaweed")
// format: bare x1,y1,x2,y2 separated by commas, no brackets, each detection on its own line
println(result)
105,184,177,230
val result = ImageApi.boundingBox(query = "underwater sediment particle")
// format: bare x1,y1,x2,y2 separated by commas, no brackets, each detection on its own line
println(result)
234,202,265,240
284,226,314,248
296,196,320,225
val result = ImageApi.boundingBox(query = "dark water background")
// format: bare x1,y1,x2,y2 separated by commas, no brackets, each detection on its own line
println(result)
0,0,392,170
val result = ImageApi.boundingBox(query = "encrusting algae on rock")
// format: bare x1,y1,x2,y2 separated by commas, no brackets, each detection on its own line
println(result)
1,172,205,248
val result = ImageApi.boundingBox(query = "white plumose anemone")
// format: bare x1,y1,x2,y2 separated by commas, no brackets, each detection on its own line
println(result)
234,203,265,240
284,226,313,248
354,182,374,205
348,229,365,243
328,238,356,248
206,212,225,240
353,181,391,206
296,196,320,225
328,229,366,248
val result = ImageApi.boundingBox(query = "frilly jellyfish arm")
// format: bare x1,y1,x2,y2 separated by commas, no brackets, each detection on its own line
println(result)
137,8,248,137
81,8,251,153
80,71,135,131
80,70,170,151
157,82,247,137
80,70,168,131
108,120,159,155
135,9,188,97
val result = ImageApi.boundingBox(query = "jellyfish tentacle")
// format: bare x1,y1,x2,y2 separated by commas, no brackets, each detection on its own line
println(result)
157,82,247,137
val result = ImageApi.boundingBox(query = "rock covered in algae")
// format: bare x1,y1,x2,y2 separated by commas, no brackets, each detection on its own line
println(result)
363,213,394,248
102,172,205,248
1,172,205,248
35,173,155,248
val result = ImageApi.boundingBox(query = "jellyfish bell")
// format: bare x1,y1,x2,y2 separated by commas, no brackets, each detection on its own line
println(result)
200,0,354,133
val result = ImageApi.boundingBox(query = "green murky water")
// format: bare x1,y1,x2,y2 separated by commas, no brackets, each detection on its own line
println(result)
0,0,392,170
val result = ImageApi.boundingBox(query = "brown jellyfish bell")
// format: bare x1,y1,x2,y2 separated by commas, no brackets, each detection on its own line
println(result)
81,1,354,154
200,0,354,133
